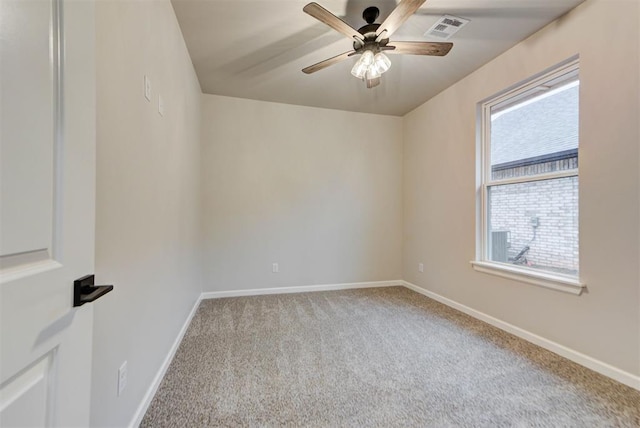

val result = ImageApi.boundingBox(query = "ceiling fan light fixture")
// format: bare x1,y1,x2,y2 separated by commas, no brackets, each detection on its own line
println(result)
351,50,390,85
360,50,374,66
373,52,391,74
366,65,381,80
351,59,369,79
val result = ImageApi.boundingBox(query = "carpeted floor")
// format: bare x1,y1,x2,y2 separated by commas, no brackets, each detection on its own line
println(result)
141,286,640,427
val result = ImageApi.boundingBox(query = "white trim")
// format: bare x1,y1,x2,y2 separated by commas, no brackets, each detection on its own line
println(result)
484,57,580,113
200,280,403,300
470,260,584,295
488,170,578,187
402,280,640,391
129,294,202,428
491,80,580,120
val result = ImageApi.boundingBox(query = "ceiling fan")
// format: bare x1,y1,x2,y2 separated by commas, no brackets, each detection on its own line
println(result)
302,0,453,88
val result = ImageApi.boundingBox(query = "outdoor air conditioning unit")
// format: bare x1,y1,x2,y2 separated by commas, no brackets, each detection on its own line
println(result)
491,231,510,262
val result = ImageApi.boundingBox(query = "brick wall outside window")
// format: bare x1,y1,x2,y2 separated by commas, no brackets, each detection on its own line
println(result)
489,174,578,275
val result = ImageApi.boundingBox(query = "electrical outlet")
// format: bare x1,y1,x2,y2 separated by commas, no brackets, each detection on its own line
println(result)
118,361,127,396
144,75,151,101
418,263,424,273
272,263,279,273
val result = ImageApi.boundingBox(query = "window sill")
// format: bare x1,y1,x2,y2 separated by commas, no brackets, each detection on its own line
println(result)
470,261,585,295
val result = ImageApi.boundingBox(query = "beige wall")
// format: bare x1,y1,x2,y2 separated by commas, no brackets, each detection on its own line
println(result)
403,0,639,376
92,1,202,426
201,95,403,291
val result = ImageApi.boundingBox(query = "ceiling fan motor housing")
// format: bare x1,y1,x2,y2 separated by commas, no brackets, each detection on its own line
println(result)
353,7,389,53
354,23,389,52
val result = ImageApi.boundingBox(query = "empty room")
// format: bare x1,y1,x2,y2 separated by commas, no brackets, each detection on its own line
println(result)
1,0,639,426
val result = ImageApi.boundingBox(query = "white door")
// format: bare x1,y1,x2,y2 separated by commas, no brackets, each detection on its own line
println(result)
0,0,98,426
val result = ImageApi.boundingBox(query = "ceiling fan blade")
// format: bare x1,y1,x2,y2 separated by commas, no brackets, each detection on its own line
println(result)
302,50,356,74
303,3,364,42
383,41,453,56
375,0,426,41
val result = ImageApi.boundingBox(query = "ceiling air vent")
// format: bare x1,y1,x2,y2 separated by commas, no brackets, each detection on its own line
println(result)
424,15,469,40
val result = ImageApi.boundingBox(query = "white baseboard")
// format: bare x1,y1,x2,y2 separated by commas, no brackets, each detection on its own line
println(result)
201,280,403,300
129,294,203,428
402,280,640,391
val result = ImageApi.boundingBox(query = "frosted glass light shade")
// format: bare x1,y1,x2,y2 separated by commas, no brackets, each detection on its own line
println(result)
350,50,391,87
373,52,391,74
367,65,381,80
361,50,374,66
351,60,368,79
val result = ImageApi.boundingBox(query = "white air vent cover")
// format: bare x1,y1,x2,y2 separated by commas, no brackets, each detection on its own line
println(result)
424,15,470,40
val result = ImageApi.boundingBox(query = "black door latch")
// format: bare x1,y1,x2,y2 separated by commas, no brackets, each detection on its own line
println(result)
73,275,113,307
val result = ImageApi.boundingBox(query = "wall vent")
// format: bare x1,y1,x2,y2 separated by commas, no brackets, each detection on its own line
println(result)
424,15,470,40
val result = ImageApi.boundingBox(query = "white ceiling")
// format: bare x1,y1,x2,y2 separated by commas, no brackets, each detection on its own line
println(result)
171,0,585,116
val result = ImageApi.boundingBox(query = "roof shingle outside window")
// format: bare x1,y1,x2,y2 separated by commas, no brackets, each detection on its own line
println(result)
491,85,579,167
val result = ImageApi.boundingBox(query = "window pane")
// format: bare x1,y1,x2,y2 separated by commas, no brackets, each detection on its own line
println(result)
487,176,578,276
490,81,579,180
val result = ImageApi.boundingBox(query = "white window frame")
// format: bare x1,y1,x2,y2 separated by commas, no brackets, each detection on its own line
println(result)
471,58,585,295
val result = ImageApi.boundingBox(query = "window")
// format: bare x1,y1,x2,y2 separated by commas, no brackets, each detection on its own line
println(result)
473,59,583,294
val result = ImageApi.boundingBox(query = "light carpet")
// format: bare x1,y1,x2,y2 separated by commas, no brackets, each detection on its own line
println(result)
141,286,640,427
